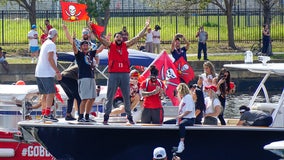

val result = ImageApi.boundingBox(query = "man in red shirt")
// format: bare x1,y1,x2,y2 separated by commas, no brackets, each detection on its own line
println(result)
140,65,165,124
93,18,150,125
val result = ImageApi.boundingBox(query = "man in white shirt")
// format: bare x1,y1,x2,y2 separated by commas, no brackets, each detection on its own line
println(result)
28,24,39,63
35,28,62,122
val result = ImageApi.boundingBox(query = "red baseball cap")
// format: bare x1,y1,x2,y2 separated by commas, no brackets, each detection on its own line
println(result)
205,85,217,92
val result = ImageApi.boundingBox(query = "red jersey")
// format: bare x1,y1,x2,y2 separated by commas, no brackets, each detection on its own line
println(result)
108,42,130,73
140,79,164,109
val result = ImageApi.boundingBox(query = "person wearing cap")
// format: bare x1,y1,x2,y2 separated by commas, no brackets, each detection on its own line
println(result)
92,18,150,125
35,28,61,122
140,65,165,124
237,105,273,127
171,33,190,62
72,34,97,122
203,85,222,125
152,24,161,54
28,24,39,63
144,27,153,53
153,147,167,160
153,147,181,160
0,47,9,73
110,69,141,116
189,84,206,125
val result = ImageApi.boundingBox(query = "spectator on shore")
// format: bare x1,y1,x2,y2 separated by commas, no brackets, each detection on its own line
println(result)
0,47,9,73
237,105,273,127
121,26,129,42
152,25,161,54
40,19,53,44
262,24,271,56
196,26,208,61
145,27,153,53
171,33,190,62
28,24,39,63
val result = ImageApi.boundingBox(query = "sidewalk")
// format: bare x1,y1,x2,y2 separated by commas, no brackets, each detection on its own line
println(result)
188,52,284,57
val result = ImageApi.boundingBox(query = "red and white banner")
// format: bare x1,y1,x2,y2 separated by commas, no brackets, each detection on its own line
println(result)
60,1,89,22
140,51,180,106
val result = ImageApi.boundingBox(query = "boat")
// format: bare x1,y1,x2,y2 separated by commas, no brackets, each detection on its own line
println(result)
264,140,284,158
15,56,284,160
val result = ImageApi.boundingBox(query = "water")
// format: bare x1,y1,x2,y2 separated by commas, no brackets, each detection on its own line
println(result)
224,93,281,119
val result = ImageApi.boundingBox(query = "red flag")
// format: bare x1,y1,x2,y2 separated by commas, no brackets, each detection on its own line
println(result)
174,57,195,84
141,51,180,106
90,23,105,38
60,1,89,22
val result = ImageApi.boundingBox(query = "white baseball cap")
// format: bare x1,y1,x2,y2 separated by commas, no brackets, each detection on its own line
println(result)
48,28,58,38
153,147,167,159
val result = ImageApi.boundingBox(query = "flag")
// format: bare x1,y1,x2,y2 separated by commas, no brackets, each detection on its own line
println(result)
140,50,180,106
174,57,195,84
90,23,105,39
60,1,89,22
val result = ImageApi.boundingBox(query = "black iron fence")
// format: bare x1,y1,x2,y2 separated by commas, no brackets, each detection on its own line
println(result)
0,9,283,48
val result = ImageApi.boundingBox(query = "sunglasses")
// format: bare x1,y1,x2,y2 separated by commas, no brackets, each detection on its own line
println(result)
82,31,90,35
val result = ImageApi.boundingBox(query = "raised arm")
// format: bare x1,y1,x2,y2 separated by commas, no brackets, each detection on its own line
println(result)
183,36,190,50
125,18,150,48
62,24,73,45
72,32,78,54
171,35,176,52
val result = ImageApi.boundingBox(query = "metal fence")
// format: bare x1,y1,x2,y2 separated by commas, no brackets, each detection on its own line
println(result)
0,9,283,47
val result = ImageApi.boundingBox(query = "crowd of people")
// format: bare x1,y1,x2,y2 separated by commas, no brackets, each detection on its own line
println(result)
0,17,276,160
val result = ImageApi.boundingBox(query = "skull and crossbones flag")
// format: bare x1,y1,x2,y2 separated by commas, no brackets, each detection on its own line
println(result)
140,50,180,106
60,1,89,22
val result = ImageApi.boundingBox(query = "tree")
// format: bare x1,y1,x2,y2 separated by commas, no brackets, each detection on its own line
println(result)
7,0,37,27
78,0,111,35
144,0,237,49
256,0,279,27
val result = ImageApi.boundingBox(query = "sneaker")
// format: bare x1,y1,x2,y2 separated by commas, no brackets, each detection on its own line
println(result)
85,118,96,122
103,115,109,125
65,115,76,121
78,118,87,122
43,114,58,122
127,116,135,125
177,141,184,153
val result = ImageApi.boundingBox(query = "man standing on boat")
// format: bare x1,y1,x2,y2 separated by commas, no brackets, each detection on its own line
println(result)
140,65,165,124
93,18,150,125
72,38,97,122
35,28,61,122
